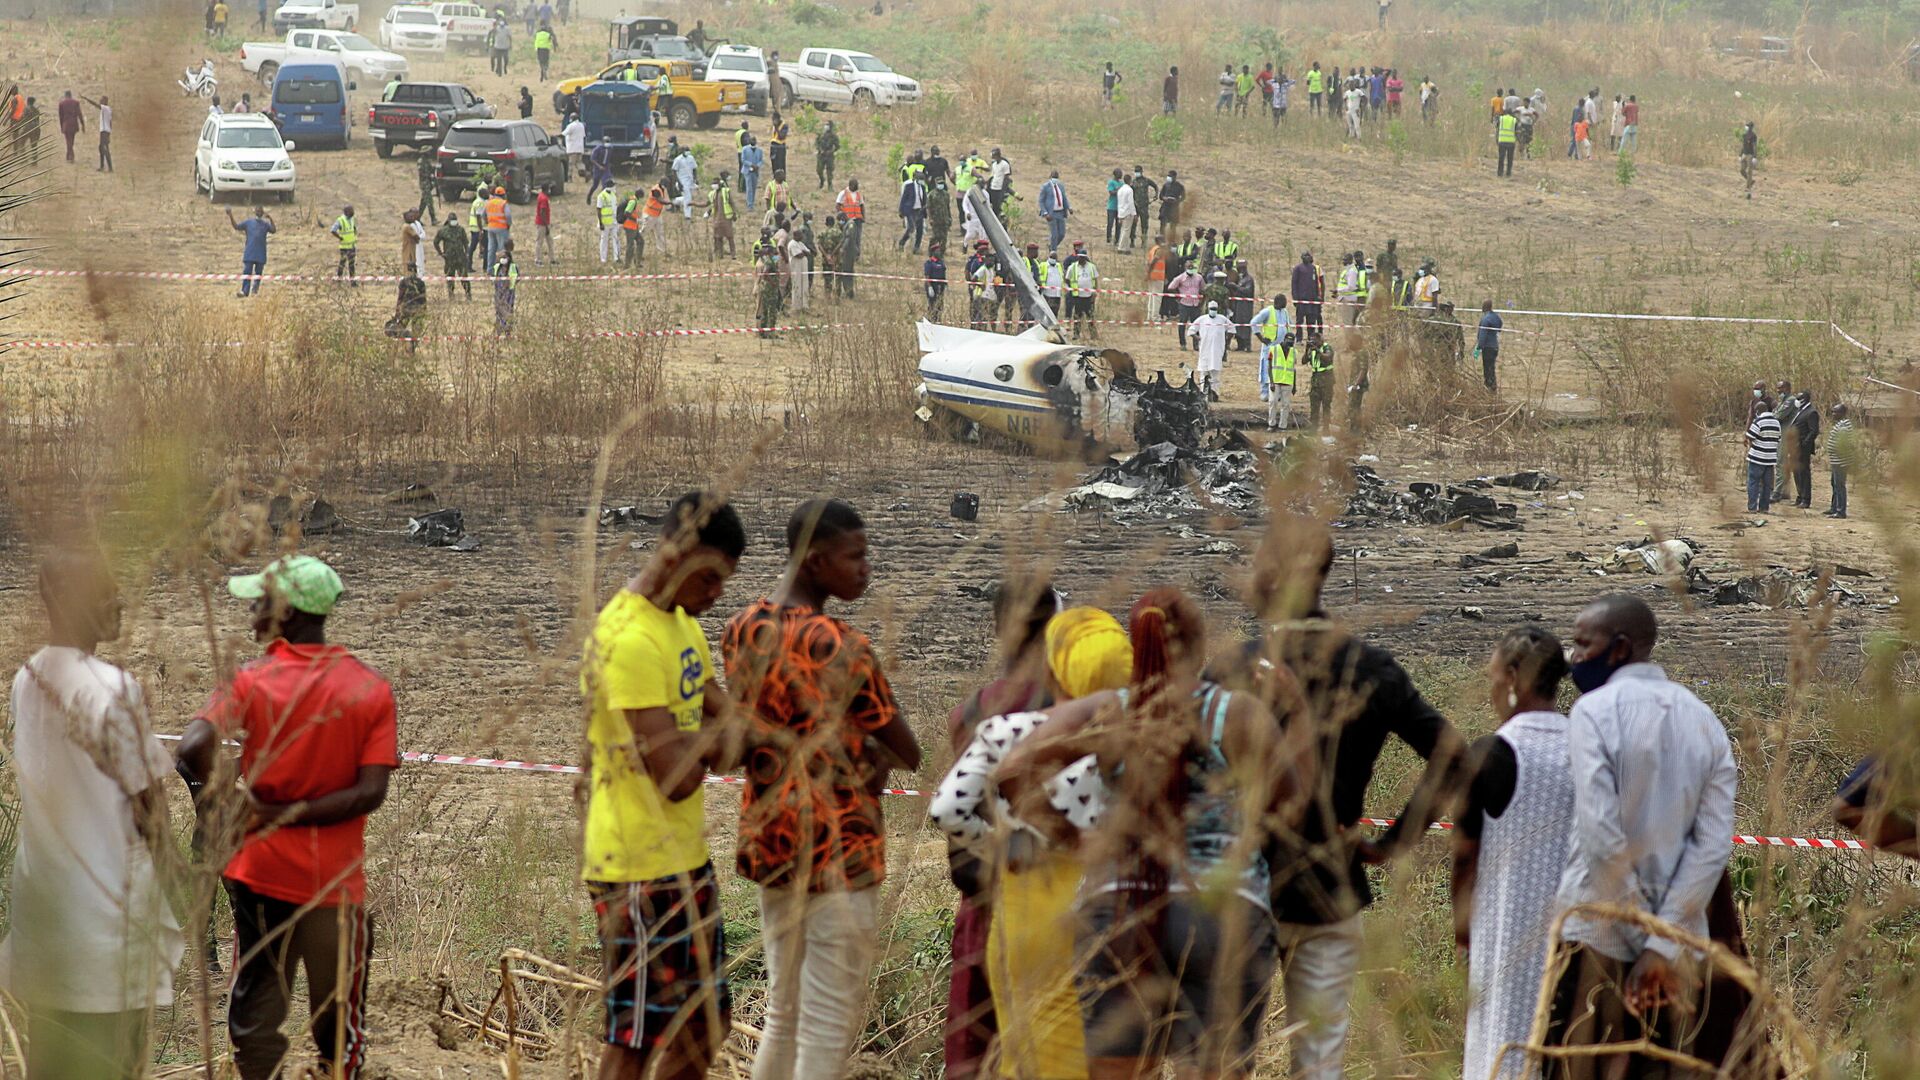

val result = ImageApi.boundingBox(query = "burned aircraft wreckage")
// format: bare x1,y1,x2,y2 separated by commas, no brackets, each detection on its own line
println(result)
915,189,1208,457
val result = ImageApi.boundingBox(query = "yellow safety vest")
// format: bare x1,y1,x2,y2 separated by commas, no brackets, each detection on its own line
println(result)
1268,343,1296,387
1214,240,1239,262
1306,70,1323,94
1498,113,1517,144
334,214,356,248
596,187,617,226
1309,343,1334,372
1355,268,1368,295
469,195,487,228
534,29,553,50
713,184,735,219
1255,308,1281,343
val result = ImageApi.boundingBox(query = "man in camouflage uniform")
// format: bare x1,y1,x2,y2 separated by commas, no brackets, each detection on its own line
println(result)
416,152,440,226
817,215,844,302
755,250,783,336
433,214,472,300
926,178,952,262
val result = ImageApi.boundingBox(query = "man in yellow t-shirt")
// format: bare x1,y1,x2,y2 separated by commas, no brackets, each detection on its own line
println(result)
580,491,746,1080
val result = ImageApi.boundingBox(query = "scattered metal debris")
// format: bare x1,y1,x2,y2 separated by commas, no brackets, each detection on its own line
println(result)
1701,567,1865,609
385,483,436,504
1343,465,1523,530
1605,538,1699,575
267,494,341,535
1458,605,1487,620
1059,436,1266,519
1490,471,1561,491
950,493,981,522
600,506,664,527
409,508,478,550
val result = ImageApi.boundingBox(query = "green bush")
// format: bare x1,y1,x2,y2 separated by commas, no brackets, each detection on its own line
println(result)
793,104,821,135
1148,115,1184,155
1084,121,1114,151
1615,150,1636,186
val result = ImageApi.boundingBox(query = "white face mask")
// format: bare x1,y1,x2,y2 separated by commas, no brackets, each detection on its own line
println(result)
1753,388,1764,398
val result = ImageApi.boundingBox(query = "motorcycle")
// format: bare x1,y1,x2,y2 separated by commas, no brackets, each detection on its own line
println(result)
180,62,218,98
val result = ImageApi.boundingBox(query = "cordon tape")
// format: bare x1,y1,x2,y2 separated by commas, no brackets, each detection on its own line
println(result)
152,735,1877,851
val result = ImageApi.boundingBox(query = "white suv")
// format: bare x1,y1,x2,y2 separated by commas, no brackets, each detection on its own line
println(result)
194,112,297,202
379,5,448,52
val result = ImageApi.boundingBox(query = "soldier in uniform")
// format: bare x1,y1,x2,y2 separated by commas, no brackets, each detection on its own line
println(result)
1307,329,1337,427
433,214,472,300
817,216,844,301
926,178,952,262
815,119,840,190
416,152,439,225
755,249,783,336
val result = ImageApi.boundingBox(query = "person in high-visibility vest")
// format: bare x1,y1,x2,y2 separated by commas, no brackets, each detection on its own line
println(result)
641,180,670,257
467,188,489,266
1414,261,1440,310
1212,230,1239,266
1305,62,1325,115
595,184,620,263
1266,334,1297,430
1064,247,1099,340
1391,267,1413,310
1496,109,1518,177
621,187,643,266
484,186,513,270
329,204,358,285
1307,331,1337,427
533,23,556,80
1251,295,1289,403
835,179,865,290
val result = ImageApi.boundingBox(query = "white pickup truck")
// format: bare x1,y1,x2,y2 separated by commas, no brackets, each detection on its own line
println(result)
242,27,409,86
788,48,921,108
272,0,358,33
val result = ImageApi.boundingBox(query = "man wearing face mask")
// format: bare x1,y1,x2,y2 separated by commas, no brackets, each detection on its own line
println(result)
1545,594,1738,1079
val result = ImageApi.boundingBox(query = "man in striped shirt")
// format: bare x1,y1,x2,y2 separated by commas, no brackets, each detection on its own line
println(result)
1825,403,1858,519
1745,398,1781,513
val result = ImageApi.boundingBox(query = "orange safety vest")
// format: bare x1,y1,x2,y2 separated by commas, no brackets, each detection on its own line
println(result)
837,189,864,221
622,196,640,230
644,188,666,217
485,196,509,230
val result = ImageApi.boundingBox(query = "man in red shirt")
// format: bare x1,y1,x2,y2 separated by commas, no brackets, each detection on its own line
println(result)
176,555,399,1080
534,183,555,265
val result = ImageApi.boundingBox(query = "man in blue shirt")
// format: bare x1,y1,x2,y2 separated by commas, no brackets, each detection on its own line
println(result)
1475,299,1503,392
226,206,275,298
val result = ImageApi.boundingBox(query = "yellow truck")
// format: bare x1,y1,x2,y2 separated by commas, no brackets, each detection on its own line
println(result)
555,59,746,129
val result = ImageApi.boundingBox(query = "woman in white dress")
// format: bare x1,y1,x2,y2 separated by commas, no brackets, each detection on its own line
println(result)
1452,627,1574,1080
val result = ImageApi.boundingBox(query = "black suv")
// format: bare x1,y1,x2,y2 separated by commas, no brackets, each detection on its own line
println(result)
435,119,568,204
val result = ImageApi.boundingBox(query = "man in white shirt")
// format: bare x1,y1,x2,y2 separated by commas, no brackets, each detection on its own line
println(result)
1547,593,1737,1075
0,550,184,1078
562,115,586,179
986,147,1013,217
1191,299,1232,399
1112,179,1137,255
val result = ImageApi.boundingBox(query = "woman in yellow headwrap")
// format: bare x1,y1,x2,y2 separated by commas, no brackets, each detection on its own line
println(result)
930,607,1132,1080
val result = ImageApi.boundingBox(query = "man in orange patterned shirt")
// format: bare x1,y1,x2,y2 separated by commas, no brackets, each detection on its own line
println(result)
723,498,921,1080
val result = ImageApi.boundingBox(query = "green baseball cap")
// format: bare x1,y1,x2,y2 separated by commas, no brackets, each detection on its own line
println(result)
227,555,344,616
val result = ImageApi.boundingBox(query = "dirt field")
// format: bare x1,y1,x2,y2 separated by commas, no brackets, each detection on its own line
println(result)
5,0,1920,1076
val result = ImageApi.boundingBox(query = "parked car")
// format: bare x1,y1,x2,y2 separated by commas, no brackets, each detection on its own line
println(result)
194,111,298,202
435,118,568,203
702,44,772,114
430,1,492,50
243,27,408,86
606,15,678,62
379,5,448,52
266,59,354,149
271,0,357,32
556,58,744,128
576,81,657,173
369,81,493,157
790,47,921,107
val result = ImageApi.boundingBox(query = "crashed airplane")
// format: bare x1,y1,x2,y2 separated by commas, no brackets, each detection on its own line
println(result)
915,189,1207,457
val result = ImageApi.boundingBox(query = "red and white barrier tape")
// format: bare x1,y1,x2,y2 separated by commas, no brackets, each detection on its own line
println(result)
146,734,1874,849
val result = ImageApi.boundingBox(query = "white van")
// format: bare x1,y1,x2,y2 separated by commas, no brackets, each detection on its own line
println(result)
193,112,298,202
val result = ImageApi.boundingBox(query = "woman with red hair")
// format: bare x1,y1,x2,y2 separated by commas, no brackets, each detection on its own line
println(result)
1000,588,1313,1080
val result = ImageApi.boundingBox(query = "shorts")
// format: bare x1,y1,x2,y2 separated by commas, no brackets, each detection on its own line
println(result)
1075,889,1278,1070
589,862,731,1056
